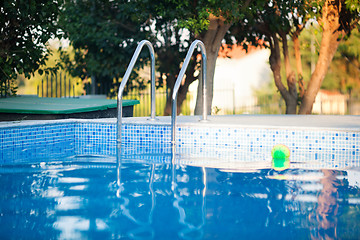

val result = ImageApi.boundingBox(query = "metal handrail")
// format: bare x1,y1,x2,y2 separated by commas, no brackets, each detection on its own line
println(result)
117,40,156,145
171,40,207,144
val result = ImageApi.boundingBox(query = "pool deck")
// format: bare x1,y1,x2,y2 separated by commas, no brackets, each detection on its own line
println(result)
1,114,359,131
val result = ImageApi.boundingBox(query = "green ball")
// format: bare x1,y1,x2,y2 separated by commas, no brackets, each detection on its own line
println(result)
272,157,290,171
271,144,290,159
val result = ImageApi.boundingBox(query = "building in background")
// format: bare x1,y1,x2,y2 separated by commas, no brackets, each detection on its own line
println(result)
312,89,348,115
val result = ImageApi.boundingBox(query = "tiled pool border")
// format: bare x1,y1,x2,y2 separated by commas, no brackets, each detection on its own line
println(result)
1,116,359,166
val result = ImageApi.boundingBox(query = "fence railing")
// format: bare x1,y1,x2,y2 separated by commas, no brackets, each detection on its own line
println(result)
121,88,287,117
37,72,76,98
33,75,359,115
217,94,286,115
0,79,16,98
123,89,193,117
211,88,286,115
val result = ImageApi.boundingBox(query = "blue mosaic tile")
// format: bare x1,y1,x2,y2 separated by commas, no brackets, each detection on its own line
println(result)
75,123,171,156
174,126,360,163
0,121,359,168
0,123,75,164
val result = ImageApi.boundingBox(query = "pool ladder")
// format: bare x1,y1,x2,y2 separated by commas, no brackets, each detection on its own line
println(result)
171,40,208,145
117,40,156,147
117,39,208,152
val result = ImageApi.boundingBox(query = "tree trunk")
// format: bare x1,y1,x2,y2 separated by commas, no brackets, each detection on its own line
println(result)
281,32,298,114
194,14,231,115
163,74,176,116
268,34,298,114
91,75,96,95
299,0,344,114
163,63,196,116
292,31,305,98
298,31,341,114
313,170,339,238
163,83,193,116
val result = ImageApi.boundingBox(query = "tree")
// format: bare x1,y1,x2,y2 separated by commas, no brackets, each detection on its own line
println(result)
328,28,360,96
0,0,62,96
231,0,360,114
58,0,151,97
147,1,197,115
299,0,359,114
300,26,360,96
150,0,257,115
157,0,255,115
152,25,197,116
193,1,256,115
269,21,360,97
16,42,84,97
59,0,255,116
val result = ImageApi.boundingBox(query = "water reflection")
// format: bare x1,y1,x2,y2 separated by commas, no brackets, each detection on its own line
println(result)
117,143,122,187
172,166,207,239
272,158,290,171
2,159,360,239
114,155,360,239
115,162,156,239
309,170,340,240
116,149,207,239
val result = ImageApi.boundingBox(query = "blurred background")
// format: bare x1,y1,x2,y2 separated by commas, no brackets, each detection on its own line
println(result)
2,0,360,116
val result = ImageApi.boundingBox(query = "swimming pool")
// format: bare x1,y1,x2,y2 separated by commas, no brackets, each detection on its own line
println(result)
0,115,360,239
1,115,359,164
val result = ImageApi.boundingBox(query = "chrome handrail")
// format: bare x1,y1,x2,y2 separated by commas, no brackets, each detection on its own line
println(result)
117,40,156,145
171,40,207,145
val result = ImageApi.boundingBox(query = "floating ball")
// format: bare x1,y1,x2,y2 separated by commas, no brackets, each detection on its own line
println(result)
271,144,290,159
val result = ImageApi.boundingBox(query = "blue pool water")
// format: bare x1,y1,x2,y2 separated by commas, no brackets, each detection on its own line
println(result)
1,118,359,239
1,157,360,239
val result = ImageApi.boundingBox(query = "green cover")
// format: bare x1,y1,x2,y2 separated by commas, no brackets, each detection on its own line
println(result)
0,96,139,114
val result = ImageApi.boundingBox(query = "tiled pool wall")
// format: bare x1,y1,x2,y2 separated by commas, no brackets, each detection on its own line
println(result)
1,123,75,163
0,121,359,165
177,126,359,164
75,123,171,156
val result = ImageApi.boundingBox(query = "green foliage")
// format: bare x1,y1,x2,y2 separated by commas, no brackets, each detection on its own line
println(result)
0,0,63,96
228,0,360,114
58,0,151,97
16,42,84,97
58,0,267,109
346,0,360,13
167,0,255,35
229,0,309,48
326,28,360,95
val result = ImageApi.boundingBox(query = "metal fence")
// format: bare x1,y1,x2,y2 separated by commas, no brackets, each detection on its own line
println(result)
230,95,285,115
123,89,193,117
0,79,17,98
37,72,76,98
33,74,359,115
121,89,286,117
211,89,286,115
123,90,360,116
0,80,10,98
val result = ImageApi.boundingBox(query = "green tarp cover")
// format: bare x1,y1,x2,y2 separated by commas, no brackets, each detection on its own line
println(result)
0,96,139,114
